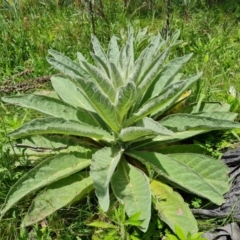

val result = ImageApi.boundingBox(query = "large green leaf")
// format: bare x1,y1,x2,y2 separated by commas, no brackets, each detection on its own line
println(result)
136,117,174,135
150,54,193,98
120,118,174,142
131,129,209,150
51,76,94,111
90,147,123,212
115,81,137,124
48,50,94,82
72,79,120,133
82,60,116,102
91,34,108,65
127,34,164,86
167,153,230,195
8,117,113,142
151,180,198,235
1,94,95,124
160,113,240,131
0,152,92,217
126,150,226,205
51,76,107,129
137,48,170,101
107,35,120,64
90,53,111,78
49,53,119,132
109,61,124,88
119,127,160,142
180,102,231,114
48,50,115,106
192,112,238,121
111,160,151,232
22,172,93,227
3,135,96,159
125,73,202,126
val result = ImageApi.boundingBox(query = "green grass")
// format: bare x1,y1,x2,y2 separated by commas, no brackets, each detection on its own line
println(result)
0,0,240,238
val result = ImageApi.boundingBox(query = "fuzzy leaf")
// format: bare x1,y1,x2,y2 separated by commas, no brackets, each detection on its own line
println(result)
50,76,107,128
126,150,226,205
136,117,174,136
73,79,120,133
0,152,92,217
138,48,170,99
167,153,230,195
90,147,123,212
48,50,94,81
151,180,198,235
90,53,111,78
120,118,174,142
22,172,93,227
109,61,124,88
115,81,137,124
81,59,116,101
127,34,164,86
150,53,193,98
192,112,238,121
3,135,95,159
91,34,108,65
50,76,94,111
160,113,240,131
119,127,160,142
179,102,231,114
1,94,97,125
125,73,202,126
132,129,208,150
111,160,151,232
107,35,120,64
8,117,113,142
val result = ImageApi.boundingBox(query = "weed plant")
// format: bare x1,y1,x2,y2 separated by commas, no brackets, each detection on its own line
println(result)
0,0,240,239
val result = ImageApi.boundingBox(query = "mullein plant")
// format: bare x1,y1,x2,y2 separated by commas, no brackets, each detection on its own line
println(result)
1,28,239,235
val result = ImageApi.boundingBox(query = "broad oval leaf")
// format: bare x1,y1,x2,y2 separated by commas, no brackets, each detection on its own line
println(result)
136,117,174,136
119,127,160,142
0,152,92,217
8,117,113,142
151,179,198,235
111,160,151,232
167,153,230,195
3,135,96,159
22,172,93,227
119,118,174,142
126,150,226,205
90,147,124,212
2,94,91,123
160,113,240,131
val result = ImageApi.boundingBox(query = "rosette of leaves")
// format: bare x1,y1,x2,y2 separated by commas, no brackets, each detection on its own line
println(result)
1,29,239,235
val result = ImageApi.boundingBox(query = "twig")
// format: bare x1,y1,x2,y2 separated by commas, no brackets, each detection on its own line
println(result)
14,144,68,152
0,75,53,94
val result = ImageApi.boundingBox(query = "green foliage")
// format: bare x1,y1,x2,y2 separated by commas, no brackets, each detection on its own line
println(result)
1,29,238,236
166,225,207,240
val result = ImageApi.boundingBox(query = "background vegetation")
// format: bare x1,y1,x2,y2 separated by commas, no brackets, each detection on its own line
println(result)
0,0,240,239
